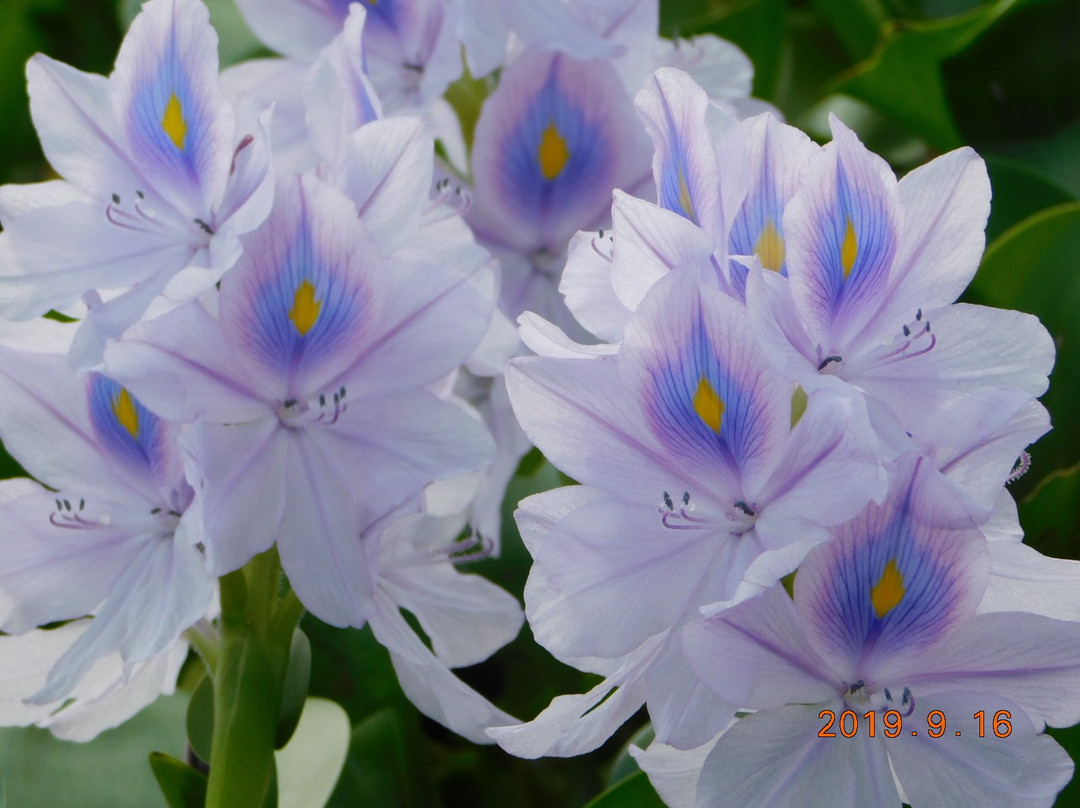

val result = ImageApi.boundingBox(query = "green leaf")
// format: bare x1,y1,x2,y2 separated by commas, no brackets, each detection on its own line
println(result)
275,628,312,749
808,0,888,60
969,202,1080,491
327,708,416,808
186,674,215,763
583,771,666,808
836,0,1041,149
1018,465,1080,559
149,752,208,808
984,156,1075,243
607,725,655,786
276,698,351,808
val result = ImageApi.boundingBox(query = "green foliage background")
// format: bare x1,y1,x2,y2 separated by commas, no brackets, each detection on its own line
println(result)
0,0,1078,805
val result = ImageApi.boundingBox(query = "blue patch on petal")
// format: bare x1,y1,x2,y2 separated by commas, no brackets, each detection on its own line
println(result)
246,220,365,379
808,502,966,666
88,375,166,475
497,62,613,232
128,30,210,190
644,311,764,476
658,145,700,226
812,159,896,319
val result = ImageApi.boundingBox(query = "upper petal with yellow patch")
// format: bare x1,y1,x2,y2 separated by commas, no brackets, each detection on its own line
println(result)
794,455,989,681
469,51,650,254
87,373,176,488
219,175,372,398
112,0,236,216
782,115,901,347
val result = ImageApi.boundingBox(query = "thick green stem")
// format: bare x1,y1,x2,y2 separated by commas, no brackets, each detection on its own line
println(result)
205,548,300,808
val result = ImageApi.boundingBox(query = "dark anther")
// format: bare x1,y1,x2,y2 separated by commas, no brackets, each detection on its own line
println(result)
817,355,843,371
319,394,326,407
662,491,674,511
194,218,215,235
111,193,121,204
848,680,864,694
734,501,756,517
136,190,145,200
284,398,297,408
902,325,910,337
915,309,922,321
681,491,690,506
403,61,424,73
151,507,162,515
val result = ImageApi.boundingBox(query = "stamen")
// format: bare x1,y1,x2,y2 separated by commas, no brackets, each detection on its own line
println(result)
591,230,615,262
1006,451,1031,484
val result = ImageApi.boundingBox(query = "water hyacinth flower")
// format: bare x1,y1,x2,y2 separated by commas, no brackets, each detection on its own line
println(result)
0,334,213,705
491,268,881,755
0,0,273,367
467,49,652,334
104,173,496,628
676,456,1080,808
746,115,1055,465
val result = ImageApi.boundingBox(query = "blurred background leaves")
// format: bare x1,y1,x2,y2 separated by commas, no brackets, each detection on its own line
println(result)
0,0,1078,805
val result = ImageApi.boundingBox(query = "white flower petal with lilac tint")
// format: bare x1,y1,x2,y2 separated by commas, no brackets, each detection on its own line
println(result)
898,612,1080,729
234,0,346,61
559,228,632,343
872,146,990,329
888,691,1073,808
635,67,746,244
305,6,382,170
683,586,839,711
650,34,753,103
501,0,624,61
369,590,518,745
608,190,717,312
517,312,619,359
645,632,735,749
469,51,649,255
275,431,378,628
184,419,289,576
783,115,900,349
110,0,235,217
339,117,433,256
506,355,685,503
696,703,900,808
630,733,723,808
982,539,1080,622
488,633,662,758
526,495,734,660
24,56,138,198
32,523,211,704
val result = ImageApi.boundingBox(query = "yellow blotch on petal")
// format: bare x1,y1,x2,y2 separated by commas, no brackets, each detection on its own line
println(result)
841,217,858,279
692,375,724,434
755,220,786,272
538,122,570,181
162,93,188,152
677,168,698,223
871,558,906,618
289,280,322,336
112,388,140,440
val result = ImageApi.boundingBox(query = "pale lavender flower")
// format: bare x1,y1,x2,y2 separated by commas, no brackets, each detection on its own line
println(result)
489,268,880,755
0,329,213,704
0,0,273,367
677,456,1080,808
104,173,495,628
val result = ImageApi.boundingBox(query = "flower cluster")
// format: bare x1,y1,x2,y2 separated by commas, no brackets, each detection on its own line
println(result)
0,0,759,759
0,0,1074,805
489,67,1080,806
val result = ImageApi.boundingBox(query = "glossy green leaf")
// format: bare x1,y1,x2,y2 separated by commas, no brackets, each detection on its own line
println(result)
984,156,1075,242
837,0,1040,149
149,752,208,808
186,675,215,764
970,202,1080,491
808,0,887,60
275,628,312,750
583,771,666,808
1018,465,1080,560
